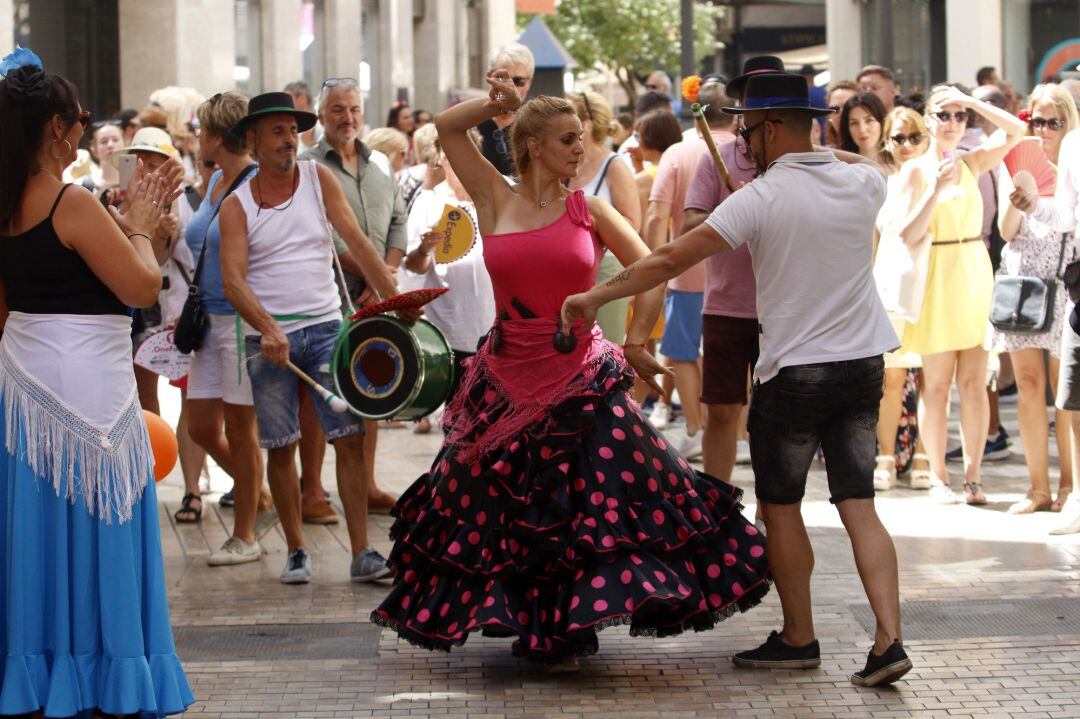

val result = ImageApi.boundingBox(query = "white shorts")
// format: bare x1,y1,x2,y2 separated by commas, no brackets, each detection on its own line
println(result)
187,313,253,405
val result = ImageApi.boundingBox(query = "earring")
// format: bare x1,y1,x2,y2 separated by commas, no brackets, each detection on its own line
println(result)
50,139,73,160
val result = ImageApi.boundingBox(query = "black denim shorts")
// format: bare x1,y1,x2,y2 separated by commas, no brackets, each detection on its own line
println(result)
748,355,885,505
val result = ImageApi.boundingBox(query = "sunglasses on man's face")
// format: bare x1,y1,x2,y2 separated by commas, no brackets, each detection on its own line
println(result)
933,110,967,124
890,132,924,146
510,75,531,88
1030,117,1066,131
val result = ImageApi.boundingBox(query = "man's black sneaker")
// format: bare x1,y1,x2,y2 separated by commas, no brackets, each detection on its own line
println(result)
732,630,821,669
850,640,912,687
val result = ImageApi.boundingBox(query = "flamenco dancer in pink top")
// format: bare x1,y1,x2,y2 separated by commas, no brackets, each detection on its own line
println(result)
371,72,770,670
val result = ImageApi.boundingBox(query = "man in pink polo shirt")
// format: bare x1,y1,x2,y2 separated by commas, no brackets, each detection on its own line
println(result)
681,56,784,482
644,81,736,459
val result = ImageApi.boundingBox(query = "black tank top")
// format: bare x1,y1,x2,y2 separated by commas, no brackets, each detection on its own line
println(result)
0,185,127,316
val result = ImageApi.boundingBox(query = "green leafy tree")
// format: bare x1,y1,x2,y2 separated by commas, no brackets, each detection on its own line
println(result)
530,0,723,101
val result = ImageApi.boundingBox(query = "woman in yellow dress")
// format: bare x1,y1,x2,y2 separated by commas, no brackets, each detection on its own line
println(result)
896,86,1025,504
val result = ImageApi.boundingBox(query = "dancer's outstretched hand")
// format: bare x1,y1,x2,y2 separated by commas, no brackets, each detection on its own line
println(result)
623,346,673,399
559,292,597,336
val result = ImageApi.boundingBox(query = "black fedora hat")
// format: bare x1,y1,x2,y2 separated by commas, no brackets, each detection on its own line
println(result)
230,91,318,139
723,73,835,117
725,55,786,101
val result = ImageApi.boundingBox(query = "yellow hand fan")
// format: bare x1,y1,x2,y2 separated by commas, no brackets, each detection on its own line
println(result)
432,204,476,264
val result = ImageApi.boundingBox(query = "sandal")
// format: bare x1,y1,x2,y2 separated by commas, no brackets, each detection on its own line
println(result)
873,455,896,491
963,482,988,506
174,493,202,523
910,454,932,490
1051,488,1072,513
1008,489,1053,514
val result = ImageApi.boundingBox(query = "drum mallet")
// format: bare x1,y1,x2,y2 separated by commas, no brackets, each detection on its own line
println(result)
286,361,350,413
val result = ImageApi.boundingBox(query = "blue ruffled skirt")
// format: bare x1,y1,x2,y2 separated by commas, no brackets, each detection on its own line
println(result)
0,412,194,718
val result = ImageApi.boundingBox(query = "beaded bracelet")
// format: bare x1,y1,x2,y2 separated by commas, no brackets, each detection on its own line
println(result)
621,343,648,351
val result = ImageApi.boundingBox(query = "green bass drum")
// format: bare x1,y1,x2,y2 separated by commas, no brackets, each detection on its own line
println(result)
331,316,454,420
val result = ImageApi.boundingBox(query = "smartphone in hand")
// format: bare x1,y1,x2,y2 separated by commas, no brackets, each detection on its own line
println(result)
118,154,137,190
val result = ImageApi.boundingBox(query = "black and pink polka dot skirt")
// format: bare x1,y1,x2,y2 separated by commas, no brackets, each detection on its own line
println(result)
371,355,771,661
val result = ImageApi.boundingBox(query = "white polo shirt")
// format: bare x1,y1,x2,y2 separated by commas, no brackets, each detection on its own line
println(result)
704,151,898,383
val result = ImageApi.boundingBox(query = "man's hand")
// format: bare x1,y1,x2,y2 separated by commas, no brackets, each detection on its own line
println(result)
260,322,290,367
623,346,674,398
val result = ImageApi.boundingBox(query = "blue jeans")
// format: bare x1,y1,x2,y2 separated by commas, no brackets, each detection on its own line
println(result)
748,356,884,505
245,320,362,448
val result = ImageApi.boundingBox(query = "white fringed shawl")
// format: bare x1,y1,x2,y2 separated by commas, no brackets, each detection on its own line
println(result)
0,312,151,524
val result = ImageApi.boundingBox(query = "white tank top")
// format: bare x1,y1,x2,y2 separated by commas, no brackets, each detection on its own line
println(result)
233,160,341,334
584,153,619,203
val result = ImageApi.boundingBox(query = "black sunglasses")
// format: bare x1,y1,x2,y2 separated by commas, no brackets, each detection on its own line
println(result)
1030,117,1067,131
890,132,924,146
933,110,968,124
738,117,784,144
510,75,531,88
91,118,120,131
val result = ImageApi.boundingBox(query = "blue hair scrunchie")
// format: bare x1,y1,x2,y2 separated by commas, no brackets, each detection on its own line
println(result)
0,46,43,77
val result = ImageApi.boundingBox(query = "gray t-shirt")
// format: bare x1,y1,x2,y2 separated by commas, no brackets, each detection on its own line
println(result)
705,151,898,382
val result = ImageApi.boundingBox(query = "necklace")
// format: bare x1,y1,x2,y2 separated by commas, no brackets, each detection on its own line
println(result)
521,186,552,209
253,167,299,217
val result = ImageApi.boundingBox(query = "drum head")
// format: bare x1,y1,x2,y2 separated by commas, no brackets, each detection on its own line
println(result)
333,316,421,418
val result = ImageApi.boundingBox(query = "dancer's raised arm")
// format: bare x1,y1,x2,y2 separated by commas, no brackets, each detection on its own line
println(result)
435,71,521,212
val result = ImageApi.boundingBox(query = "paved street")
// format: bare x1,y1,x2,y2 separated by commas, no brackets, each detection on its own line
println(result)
154,389,1080,718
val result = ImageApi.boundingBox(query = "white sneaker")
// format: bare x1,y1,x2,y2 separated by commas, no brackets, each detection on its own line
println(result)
735,439,751,465
928,479,961,505
207,536,262,566
254,506,279,541
281,548,313,584
1050,495,1080,535
674,429,703,460
649,402,671,430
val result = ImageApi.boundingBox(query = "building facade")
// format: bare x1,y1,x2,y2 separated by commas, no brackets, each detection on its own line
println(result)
2,0,515,131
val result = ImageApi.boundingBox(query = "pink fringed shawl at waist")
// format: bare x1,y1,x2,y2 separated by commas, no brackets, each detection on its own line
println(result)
443,317,626,463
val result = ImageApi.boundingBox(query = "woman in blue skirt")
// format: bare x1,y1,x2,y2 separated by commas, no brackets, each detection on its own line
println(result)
0,50,194,717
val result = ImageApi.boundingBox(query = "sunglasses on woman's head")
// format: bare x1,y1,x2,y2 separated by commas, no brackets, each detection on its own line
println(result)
890,132,924,146
932,110,967,124
1029,117,1066,131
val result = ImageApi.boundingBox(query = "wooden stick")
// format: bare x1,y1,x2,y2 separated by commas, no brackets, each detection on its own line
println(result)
286,361,350,413
691,103,736,193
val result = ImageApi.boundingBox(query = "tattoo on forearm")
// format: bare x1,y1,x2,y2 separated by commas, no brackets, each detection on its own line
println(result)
605,267,635,288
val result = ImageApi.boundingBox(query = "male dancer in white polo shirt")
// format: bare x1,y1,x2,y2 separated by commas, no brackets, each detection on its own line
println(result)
561,73,911,687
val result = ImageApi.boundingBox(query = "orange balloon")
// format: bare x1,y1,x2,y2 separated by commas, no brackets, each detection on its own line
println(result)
143,410,178,482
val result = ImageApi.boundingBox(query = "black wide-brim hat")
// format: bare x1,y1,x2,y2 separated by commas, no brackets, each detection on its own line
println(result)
230,91,318,139
725,55,786,100
723,73,835,117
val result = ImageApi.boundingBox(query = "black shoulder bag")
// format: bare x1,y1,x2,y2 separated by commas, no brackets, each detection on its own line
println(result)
989,231,1071,335
174,164,257,354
